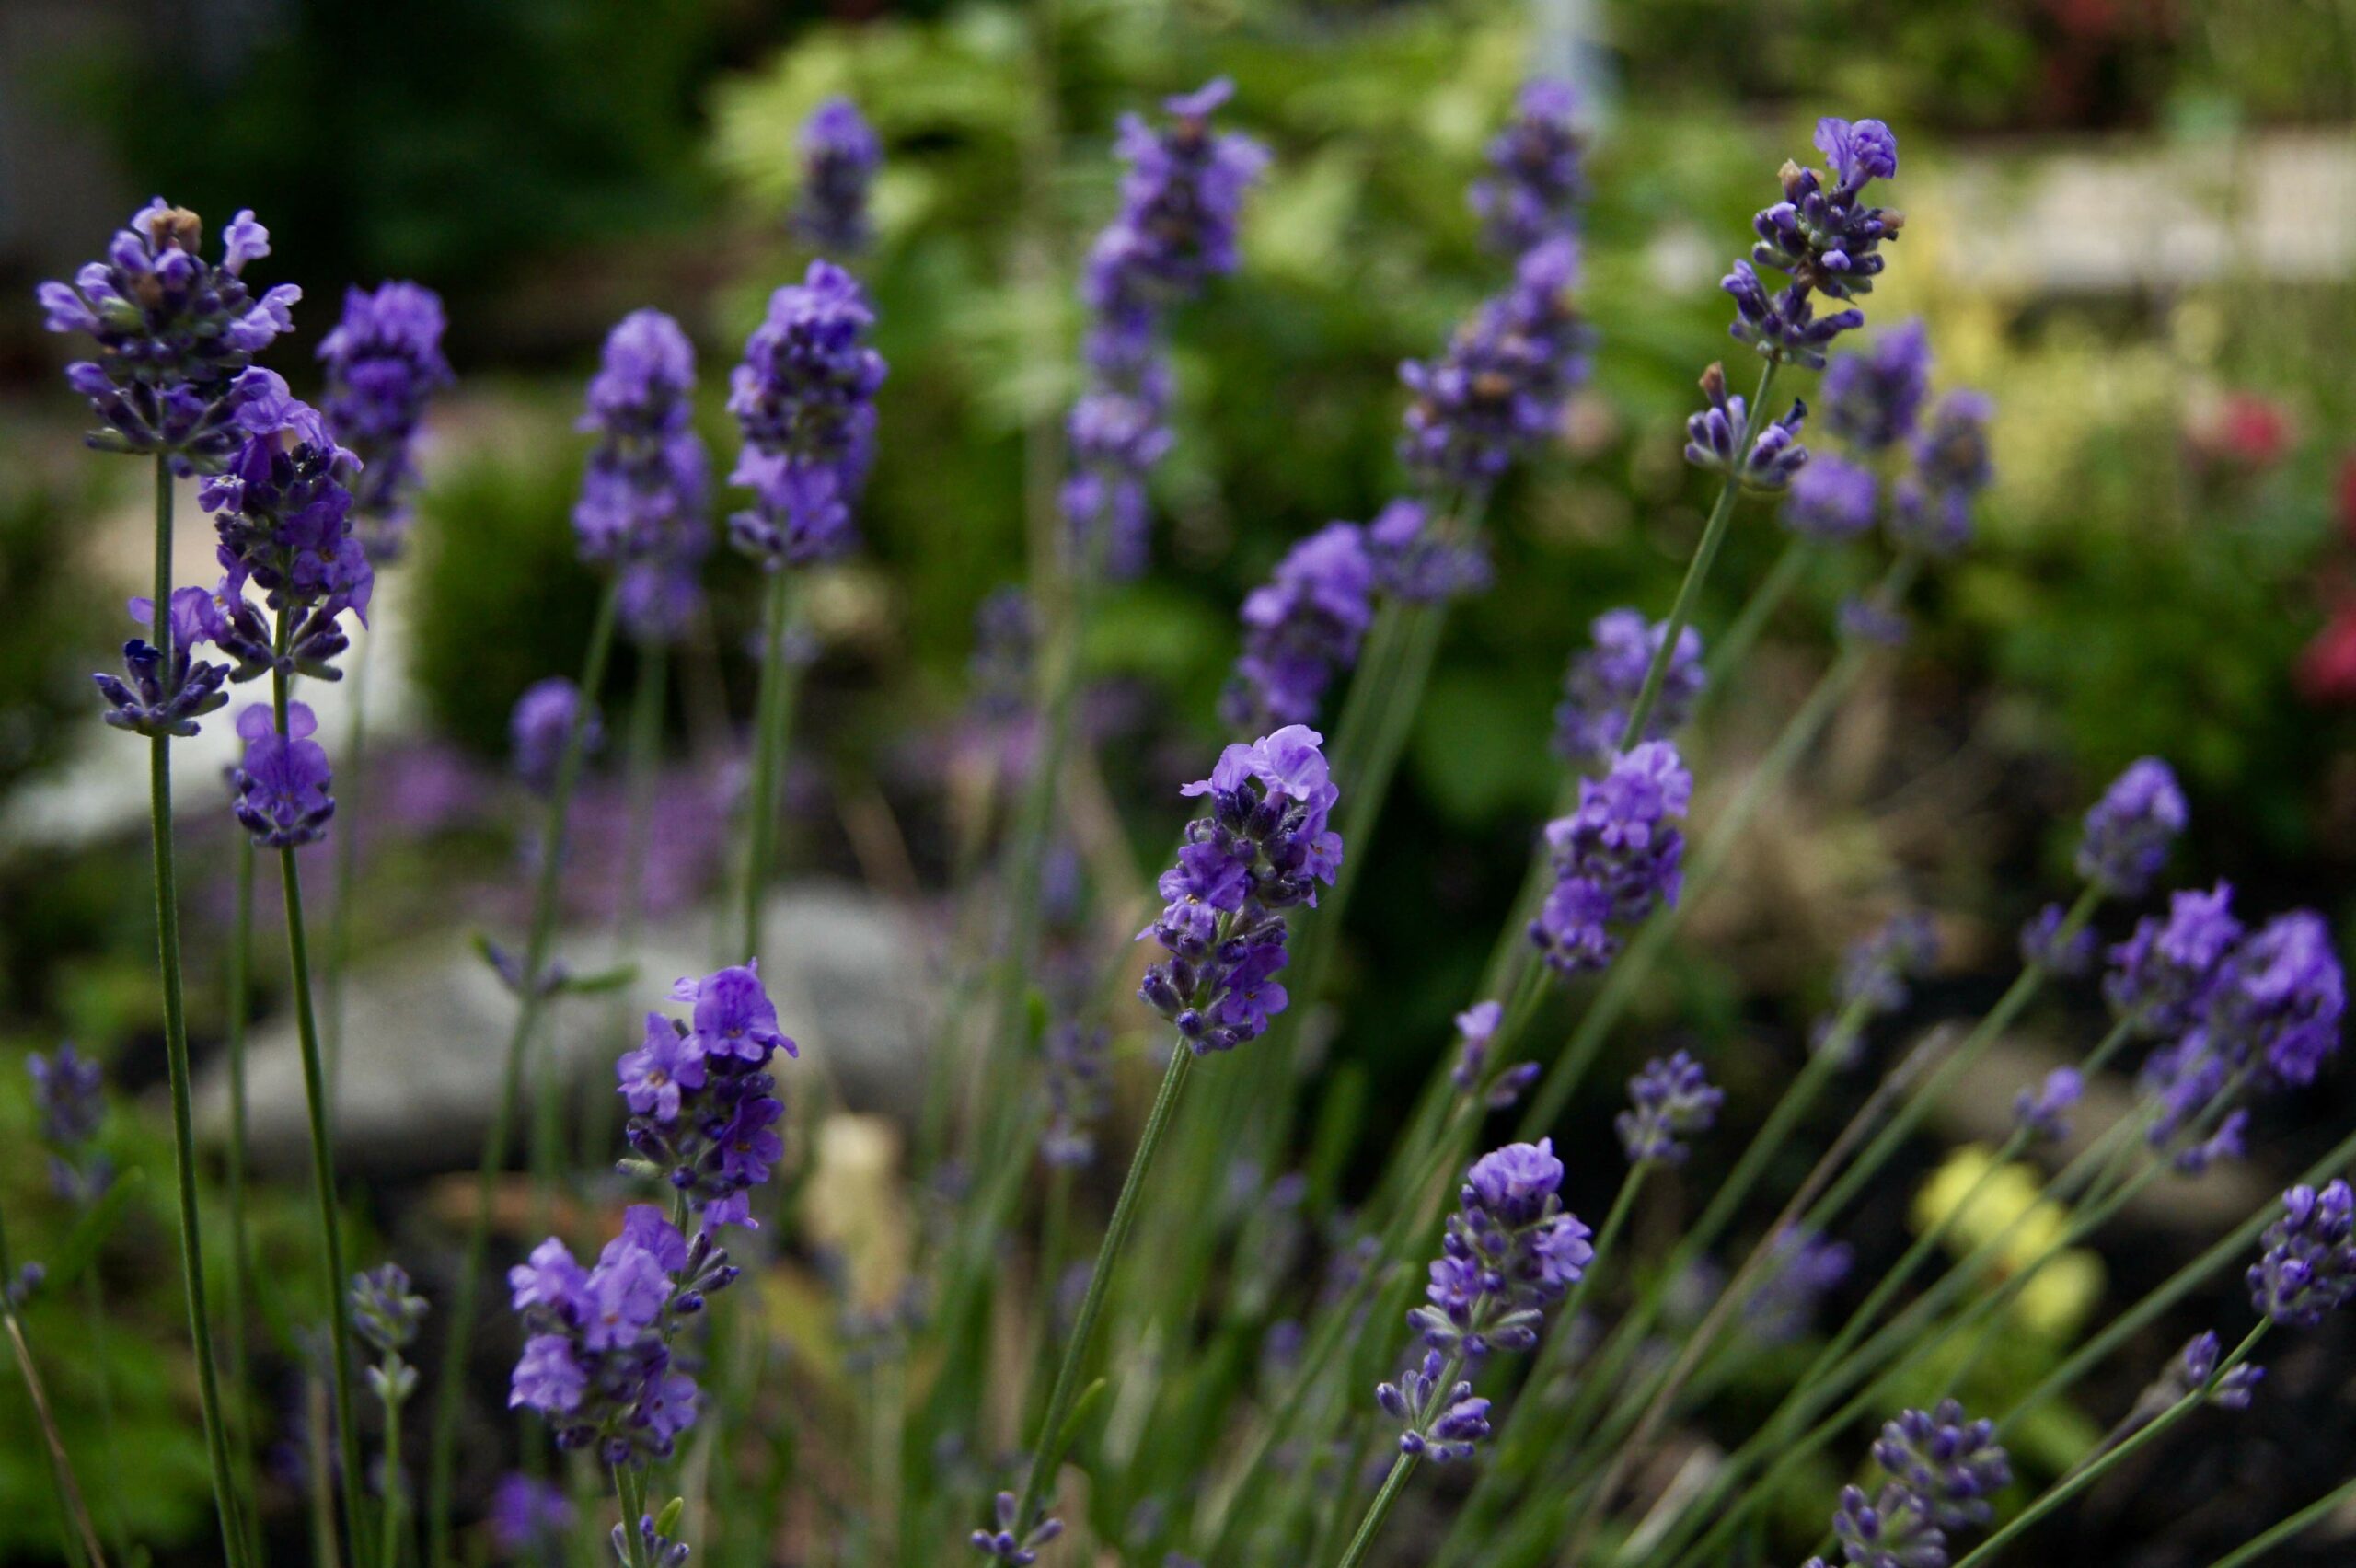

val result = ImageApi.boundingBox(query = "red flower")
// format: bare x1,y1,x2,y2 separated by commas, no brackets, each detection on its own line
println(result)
2298,605,2356,706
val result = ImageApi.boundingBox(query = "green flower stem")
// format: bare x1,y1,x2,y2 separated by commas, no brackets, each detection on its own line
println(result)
741,569,803,965
1013,1037,1196,1533
378,1392,406,1568
1331,1450,1419,1568
1616,360,1778,754
0,1205,106,1568
584,640,669,1186
2200,1471,2356,1568
323,628,374,1095
144,455,249,1568
1948,1324,2269,1568
225,836,268,1565
424,576,621,1568
613,1465,653,1568
271,607,369,1556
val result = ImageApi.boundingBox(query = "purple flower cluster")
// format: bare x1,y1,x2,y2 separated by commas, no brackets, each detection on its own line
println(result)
2248,1180,2356,1329
1782,452,1878,541
2105,883,2243,1041
1530,741,1692,974
1820,319,1933,453
28,1044,110,1205
966,586,1036,721
1724,117,1901,371
616,964,799,1229
970,1491,1065,1565
38,200,301,471
351,1262,427,1404
318,281,452,560
1813,1400,2008,1568
1448,999,1535,1107
201,375,375,676
2151,1330,2265,1410
793,97,884,254
94,591,232,738
575,310,714,641
2013,1067,2083,1144
1137,726,1344,1054
1616,1051,1724,1165
2019,901,2097,977
729,262,887,569
2076,756,2187,898
1470,79,1586,257
232,702,335,848
1379,1140,1591,1459
1219,522,1377,731
2208,910,2345,1089
1889,390,1994,558
488,1472,575,1559
510,678,600,795
1040,1020,1109,1169
1836,913,1940,1020
1553,609,1707,766
507,1205,738,1466
1065,80,1266,580
1745,1226,1854,1343
1400,237,1589,490
1684,362,1810,491
1362,498,1492,604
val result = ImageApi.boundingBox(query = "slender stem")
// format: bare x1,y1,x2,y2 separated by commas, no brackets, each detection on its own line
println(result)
1950,1325,2269,1568
1331,1452,1418,1568
379,1392,406,1568
324,629,374,1096
1615,360,1778,753
741,570,800,964
225,837,267,1566
1012,1038,1196,1532
144,455,249,1568
2201,1471,2356,1568
613,1465,653,1568
424,577,621,1567
0,1206,106,1568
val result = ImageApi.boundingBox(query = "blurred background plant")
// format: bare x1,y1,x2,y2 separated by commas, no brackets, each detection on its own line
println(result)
0,0,2353,1562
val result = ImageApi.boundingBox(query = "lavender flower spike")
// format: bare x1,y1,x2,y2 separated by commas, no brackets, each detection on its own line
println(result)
1219,521,1377,731
2076,757,2188,897
1138,726,1343,1053
318,281,453,561
2020,901,2096,977
1890,389,1993,557
1378,1139,1591,1458
971,1491,1064,1565
1684,363,1810,491
1618,1050,1725,1166
94,589,232,737
39,199,302,472
1782,452,1877,542
1553,609,1706,766
29,1043,112,1205
618,964,799,1229
1471,78,1586,256
2248,1180,2356,1328
511,678,601,795
1530,741,1692,974
1727,116,1902,368
729,261,887,569
794,97,884,254
1820,319,1933,452
2014,1067,2083,1144
2208,910,2345,1090
1400,236,1589,490
233,701,335,847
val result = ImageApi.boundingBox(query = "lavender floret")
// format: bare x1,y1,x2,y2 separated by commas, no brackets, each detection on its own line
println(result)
2019,902,2096,978
317,281,452,561
232,701,335,848
1782,451,1878,541
1746,1226,1853,1343
729,262,887,569
511,678,601,795
2075,757,2187,898
1889,390,1992,557
94,589,232,738
2208,911,2344,1090
970,1491,1064,1565
1470,78,1586,256
1220,522,1377,731
617,964,799,1229
1616,1051,1724,1165
2013,1067,2083,1144
1530,742,1692,974
1400,237,1589,489
1820,319,1933,452
1363,499,1491,603
1684,363,1809,491
793,97,883,254
2105,882,2241,1040
576,311,712,640
1553,610,1706,766
2248,1180,2356,1329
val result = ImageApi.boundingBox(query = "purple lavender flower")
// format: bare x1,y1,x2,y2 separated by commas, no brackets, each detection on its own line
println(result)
1138,726,1344,1054
617,965,798,1228
2248,1180,2356,1329
1746,1226,1853,1343
2019,901,2097,978
510,678,600,794
2157,1330,2266,1411
1835,913,1940,1020
1727,116,1902,369
1378,1139,1590,1458
28,1043,111,1205
507,1205,737,1465
2013,1067,2082,1144
1449,999,1506,1092
351,1261,427,1406
1400,237,1589,489
1064,81,1265,580
1616,1051,1724,1165
1820,319,1933,452
1872,1400,2011,1532
232,701,335,848
93,589,234,738
1041,1020,1110,1168
971,1491,1064,1565
574,311,713,640
2075,757,2187,898
729,262,886,569
1684,363,1810,491
38,200,301,472
489,1473,576,1560
616,1514,692,1568
1470,78,1586,256
794,97,884,254
1782,450,1878,541
1362,498,1491,603
1553,610,1706,766
2208,911,2344,1089
317,281,452,560
1889,390,1993,557
1220,522,1378,731
201,378,375,676
967,586,1036,721
2105,882,2241,1040
2171,1107,2248,1177
1530,742,1692,974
